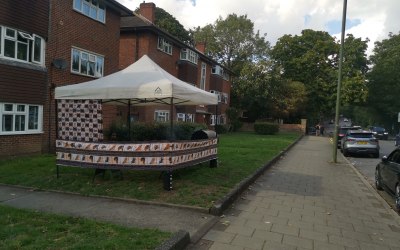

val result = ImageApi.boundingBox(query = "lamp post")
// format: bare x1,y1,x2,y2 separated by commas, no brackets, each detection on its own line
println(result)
333,0,347,163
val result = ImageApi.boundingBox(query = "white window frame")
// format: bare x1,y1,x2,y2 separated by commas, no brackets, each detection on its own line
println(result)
177,113,194,122
210,115,216,126
0,103,43,135
222,93,228,104
210,90,222,103
154,110,170,122
180,48,198,64
157,37,172,55
71,47,104,78
0,26,45,66
73,0,106,23
200,63,206,90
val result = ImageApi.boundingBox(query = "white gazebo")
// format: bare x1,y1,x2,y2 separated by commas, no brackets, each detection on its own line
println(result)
54,55,218,190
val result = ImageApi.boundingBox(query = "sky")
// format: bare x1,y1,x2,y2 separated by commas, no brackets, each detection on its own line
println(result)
116,0,400,56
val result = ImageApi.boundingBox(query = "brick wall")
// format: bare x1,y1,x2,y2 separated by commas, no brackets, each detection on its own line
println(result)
0,134,43,158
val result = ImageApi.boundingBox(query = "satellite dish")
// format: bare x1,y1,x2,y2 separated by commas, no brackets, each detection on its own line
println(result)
52,59,67,69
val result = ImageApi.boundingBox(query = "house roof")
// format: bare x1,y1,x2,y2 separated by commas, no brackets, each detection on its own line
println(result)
120,14,234,75
106,0,133,16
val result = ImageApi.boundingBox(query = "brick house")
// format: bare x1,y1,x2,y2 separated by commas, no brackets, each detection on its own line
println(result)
0,0,132,157
119,2,232,127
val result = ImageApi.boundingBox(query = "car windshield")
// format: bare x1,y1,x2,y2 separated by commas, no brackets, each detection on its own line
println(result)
348,133,374,138
373,127,385,132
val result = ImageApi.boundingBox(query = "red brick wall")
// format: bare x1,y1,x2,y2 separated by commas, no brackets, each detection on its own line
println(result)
44,0,124,152
0,134,43,157
0,0,49,157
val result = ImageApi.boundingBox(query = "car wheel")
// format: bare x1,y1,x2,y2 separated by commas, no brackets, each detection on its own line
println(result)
396,185,400,212
374,152,380,158
375,169,383,190
343,149,349,157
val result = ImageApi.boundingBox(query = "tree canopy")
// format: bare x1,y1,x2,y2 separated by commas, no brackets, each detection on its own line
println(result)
367,32,400,129
191,14,270,73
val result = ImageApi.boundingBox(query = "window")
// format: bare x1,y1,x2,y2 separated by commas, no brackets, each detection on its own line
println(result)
210,115,216,126
180,48,198,64
212,65,230,80
71,48,104,78
0,26,45,65
157,37,172,55
154,110,170,122
73,0,106,23
222,93,228,104
177,113,194,122
0,103,43,134
200,63,206,90
210,90,222,102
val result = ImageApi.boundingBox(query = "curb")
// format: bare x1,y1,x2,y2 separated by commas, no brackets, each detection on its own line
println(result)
155,230,190,250
340,152,400,224
209,134,304,216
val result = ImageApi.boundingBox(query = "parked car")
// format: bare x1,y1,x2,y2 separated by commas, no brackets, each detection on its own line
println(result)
340,130,380,158
337,126,362,148
375,148,400,211
396,133,400,146
369,126,389,140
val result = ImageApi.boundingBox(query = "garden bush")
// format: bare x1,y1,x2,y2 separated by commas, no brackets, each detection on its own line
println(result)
105,121,207,141
254,122,279,135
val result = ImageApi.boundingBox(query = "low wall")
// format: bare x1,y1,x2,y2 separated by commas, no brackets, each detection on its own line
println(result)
240,121,306,134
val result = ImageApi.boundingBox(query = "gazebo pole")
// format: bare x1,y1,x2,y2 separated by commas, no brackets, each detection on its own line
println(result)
128,100,131,140
170,97,174,139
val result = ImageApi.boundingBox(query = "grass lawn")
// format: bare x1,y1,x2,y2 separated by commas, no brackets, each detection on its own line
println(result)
0,205,171,249
0,131,300,208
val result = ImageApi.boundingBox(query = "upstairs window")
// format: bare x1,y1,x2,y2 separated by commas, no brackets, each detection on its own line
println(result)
71,48,104,78
73,0,106,23
212,65,230,80
200,63,206,90
157,37,172,55
0,26,45,66
180,48,198,64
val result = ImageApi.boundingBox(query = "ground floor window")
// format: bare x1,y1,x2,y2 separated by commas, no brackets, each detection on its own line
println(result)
154,110,169,122
177,113,194,122
0,103,43,134
210,114,226,125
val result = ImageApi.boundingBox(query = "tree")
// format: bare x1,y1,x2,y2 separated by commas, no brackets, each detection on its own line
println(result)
232,61,306,121
271,29,369,120
135,7,192,44
367,32,400,130
192,14,270,73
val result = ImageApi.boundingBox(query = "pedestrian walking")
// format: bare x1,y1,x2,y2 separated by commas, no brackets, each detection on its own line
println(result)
320,124,324,136
315,124,320,136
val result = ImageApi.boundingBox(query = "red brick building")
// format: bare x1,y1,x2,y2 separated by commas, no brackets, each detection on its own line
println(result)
0,0,131,157
0,1,232,158
119,2,232,127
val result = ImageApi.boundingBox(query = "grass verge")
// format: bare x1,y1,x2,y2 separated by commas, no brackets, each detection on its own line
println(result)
0,132,300,208
0,204,171,249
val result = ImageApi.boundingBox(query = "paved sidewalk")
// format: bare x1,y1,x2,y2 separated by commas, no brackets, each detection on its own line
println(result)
191,136,400,250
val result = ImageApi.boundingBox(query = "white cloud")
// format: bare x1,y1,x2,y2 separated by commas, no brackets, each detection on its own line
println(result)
117,0,400,56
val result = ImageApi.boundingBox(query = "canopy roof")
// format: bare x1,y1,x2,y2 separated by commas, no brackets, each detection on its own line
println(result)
55,55,218,106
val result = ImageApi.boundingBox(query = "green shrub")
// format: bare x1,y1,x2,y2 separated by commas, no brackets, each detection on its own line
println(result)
105,122,208,141
215,124,228,134
254,122,279,135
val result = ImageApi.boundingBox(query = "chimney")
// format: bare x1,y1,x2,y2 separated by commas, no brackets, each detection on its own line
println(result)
196,42,206,53
139,2,156,23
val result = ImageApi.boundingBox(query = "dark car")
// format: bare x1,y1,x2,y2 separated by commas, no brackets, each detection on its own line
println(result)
369,126,389,140
337,126,362,148
340,130,380,158
375,148,400,211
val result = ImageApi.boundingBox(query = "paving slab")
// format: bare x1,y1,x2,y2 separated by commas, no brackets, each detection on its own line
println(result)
192,136,400,249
